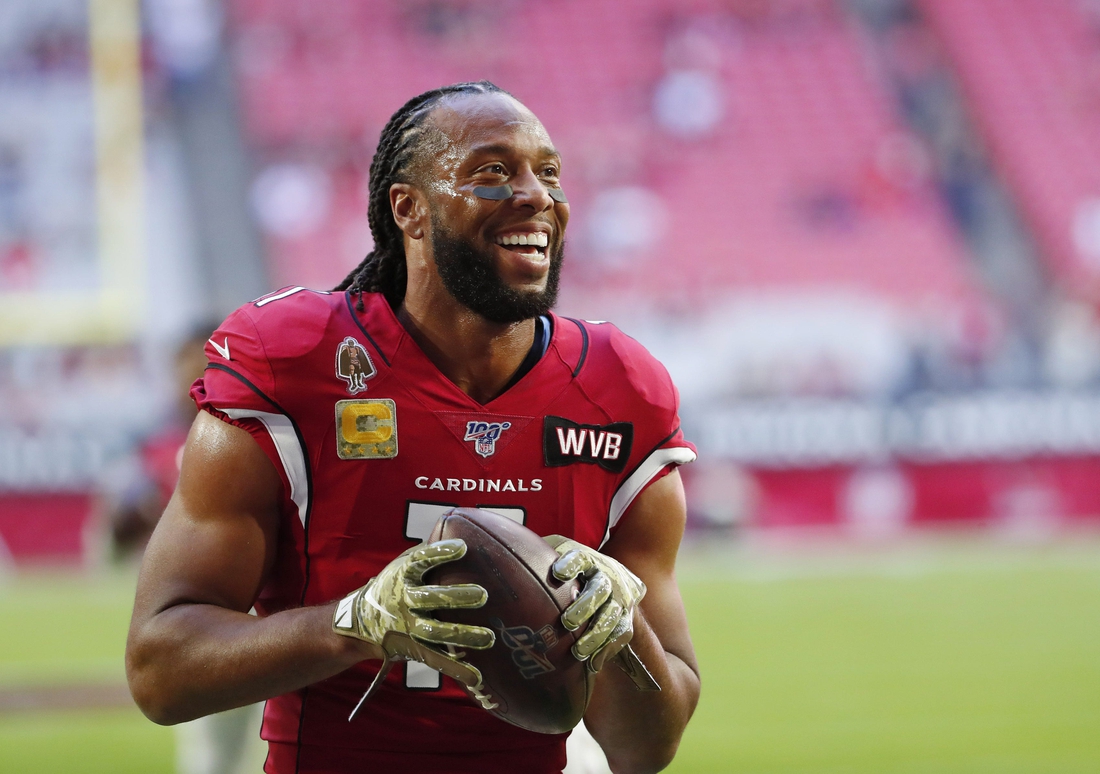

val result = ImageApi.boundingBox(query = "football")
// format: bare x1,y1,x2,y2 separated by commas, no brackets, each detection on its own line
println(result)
425,507,594,735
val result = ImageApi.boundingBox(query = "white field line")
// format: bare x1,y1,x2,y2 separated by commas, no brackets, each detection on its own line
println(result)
0,658,123,687
676,531,1100,583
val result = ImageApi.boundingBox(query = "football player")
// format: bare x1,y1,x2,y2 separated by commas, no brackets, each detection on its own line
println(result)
126,82,700,774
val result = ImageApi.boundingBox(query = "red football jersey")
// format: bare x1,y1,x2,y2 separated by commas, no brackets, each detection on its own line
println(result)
191,288,696,774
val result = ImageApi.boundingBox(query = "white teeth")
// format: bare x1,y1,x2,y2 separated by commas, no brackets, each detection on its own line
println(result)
497,233,549,248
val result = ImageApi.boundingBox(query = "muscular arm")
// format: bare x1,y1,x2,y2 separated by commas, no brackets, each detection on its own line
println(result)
125,412,379,725
583,470,701,774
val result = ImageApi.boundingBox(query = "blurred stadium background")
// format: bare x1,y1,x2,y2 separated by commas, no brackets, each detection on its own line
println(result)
1,0,1099,771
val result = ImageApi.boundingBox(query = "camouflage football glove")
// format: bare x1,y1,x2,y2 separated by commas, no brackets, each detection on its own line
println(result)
332,539,495,711
545,536,659,690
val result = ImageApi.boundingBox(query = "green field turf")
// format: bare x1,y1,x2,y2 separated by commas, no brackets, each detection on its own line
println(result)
1,536,1098,773
0,570,174,774
670,535,1100,774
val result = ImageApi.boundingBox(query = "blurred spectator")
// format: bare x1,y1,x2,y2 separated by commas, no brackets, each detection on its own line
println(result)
653,22,728,139
1044,299,1100,388
859,132,933,213
586,186,668,264
146,0,222,82
795,184,861,233
0,142,36,290
726,0,836,29
408,0,500,39
1080,0,1100,36
0,237,37,290
176,704,265,774
250,161,332,240
883,12,950,138
896,300,1001,393
102,325,213,561
994,473,1063,540
0,143,24,226
843,465,913,540
878,6,990,238
684,460,759,533
25,20,87,74
97,324,265,774
1072,197,1100,270
653,70,725,139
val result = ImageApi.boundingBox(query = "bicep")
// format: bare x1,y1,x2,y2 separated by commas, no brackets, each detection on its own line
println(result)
133,411,284,620
603,468,698,673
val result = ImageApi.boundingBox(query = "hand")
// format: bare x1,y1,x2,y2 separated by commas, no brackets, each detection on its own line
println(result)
545,535,647,673
333,539,494,691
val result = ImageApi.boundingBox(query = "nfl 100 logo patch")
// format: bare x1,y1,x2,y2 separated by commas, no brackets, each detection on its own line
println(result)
464,420,512,458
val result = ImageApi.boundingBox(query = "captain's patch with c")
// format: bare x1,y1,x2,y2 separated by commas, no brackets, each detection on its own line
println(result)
336,399,398,459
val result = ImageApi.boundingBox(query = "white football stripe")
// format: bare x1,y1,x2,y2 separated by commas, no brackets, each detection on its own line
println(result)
219,407,310,528
477,506,525,525
254,286,307,307
406,661,442,689
602,446,697,548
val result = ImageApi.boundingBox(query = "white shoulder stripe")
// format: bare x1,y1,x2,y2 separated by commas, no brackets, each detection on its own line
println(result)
601,446,697,548
254,286,308,306
219,407,310,528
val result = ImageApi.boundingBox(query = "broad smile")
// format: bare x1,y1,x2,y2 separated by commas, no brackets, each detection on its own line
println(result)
493,231,549,257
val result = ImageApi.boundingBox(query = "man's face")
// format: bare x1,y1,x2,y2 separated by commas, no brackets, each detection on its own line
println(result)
416,93,570,322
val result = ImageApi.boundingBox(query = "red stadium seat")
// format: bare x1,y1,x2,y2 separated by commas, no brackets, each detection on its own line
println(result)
228,0,981,312
922,0,1100,298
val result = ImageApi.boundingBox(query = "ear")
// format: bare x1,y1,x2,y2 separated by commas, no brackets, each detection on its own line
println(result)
390,183,427,240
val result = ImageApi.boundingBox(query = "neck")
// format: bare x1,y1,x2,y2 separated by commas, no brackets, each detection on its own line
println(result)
397,292,537,404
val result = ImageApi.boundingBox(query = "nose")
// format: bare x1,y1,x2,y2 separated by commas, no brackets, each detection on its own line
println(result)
508,166,554,212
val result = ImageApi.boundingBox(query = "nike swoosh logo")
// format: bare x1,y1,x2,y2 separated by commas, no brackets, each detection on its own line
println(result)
209,337,231,360
364,585,397,621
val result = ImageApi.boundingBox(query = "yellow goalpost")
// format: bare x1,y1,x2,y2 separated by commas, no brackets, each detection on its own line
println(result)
0,0,145,346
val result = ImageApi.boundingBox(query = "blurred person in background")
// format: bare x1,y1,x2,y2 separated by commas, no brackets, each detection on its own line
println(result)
126,81,700,774
97,324,264,774
103,325,212,561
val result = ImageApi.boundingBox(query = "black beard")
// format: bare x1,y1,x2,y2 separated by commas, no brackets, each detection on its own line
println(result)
431,221,563,324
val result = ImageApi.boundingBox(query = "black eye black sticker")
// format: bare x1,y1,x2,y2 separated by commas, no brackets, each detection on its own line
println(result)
472,184,568,204
473,185,513,200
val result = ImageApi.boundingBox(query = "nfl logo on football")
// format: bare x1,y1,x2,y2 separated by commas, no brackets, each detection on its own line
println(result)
464,420,512,458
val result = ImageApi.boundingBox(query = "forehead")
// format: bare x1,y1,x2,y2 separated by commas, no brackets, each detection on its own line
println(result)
424,92,557,165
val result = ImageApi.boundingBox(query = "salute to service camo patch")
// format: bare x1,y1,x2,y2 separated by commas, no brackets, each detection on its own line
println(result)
336,399,398,459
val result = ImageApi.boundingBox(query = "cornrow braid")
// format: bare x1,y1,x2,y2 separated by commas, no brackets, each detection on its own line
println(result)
335,81,512,309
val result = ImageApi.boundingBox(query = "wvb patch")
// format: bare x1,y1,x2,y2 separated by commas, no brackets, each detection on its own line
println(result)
336,399,397,459
543,416,633,473
335,336,376,395
464,420,512,458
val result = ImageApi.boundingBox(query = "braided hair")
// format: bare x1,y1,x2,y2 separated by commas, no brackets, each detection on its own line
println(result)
335,81,512,309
